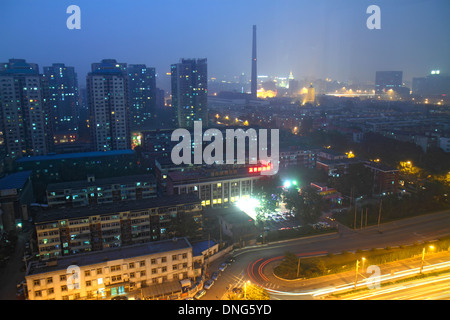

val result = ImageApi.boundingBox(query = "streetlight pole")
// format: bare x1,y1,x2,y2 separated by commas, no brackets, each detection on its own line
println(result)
244,281,250,300
419,245,434,274
296,257,301,278
377,199,382,233
354,259,359,289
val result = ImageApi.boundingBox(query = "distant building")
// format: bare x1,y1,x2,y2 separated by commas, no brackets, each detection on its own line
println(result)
46,174,157,208
25,237,196,300
364,162,399,195
279,147,316,169
317,149,347,162
0,59,54,159
33,194,202,259
251,25,258,99
0,171,34,232
171,59,208,128
128,64,156,130
87,59,131,151
15,149,138,183
375,71,403,94
303,83,316,105
316,158,363,177
288,79,299,96
412,71,450,98
43,63,80,133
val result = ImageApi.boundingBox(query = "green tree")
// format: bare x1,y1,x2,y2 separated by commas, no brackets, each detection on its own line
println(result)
282,185,324,223
253,176,281,223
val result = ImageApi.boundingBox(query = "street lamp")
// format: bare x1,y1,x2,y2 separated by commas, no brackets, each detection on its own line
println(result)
244,280,250,300
419,245,435,274
354,257,366,289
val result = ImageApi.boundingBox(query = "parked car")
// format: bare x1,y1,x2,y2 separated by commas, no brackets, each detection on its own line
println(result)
111,296,128,300
194,290,206,299
225,256,236,264
204,280,214,290
211,271,220,281
218,263,228,271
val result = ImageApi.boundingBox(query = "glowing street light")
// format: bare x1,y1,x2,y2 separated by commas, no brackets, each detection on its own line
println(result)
283,180,298,189
244,280,251,300
354,257,366,289
420,245,435,274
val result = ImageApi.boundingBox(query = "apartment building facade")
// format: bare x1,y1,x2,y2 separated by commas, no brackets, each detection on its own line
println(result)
46,174,157,208
34,194,202,260
166,166,263,208
25,237,195,300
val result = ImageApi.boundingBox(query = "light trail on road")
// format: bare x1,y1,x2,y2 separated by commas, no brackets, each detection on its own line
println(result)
246,251,328,293
312,260,450,297
245,257,450,299
341,273,450,300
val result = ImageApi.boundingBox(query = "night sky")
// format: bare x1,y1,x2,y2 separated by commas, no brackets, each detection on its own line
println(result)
1,0,449,90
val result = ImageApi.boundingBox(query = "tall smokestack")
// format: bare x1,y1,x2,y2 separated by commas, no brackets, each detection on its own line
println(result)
251,25,257,99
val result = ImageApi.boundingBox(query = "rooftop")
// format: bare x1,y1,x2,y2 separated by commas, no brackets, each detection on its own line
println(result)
168,165,257,183
191,240,217,257
27,237,192,276
364,162,399,172
47,174,156,191
205,206,254,224
34,193,201,223
16,150,134,163
0,171,32,191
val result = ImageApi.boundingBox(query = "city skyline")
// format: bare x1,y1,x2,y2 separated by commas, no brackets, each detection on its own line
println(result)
1,0,449,90
1,0,450,304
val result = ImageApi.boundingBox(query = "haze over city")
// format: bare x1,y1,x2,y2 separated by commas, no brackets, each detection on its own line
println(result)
1,0,450,89
1,0,450,307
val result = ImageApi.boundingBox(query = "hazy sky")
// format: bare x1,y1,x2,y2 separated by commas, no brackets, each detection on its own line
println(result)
1,0,449,90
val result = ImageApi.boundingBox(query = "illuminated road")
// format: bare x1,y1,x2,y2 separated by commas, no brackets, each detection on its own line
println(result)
340,273,450,300
202,211,450,300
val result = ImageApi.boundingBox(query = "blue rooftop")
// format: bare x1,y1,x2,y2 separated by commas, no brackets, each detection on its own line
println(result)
192,240,217,257
16,150,134,163
0,171,32,191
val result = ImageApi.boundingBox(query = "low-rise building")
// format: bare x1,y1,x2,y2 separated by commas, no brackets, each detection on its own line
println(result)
364,162,399,195
279,147,316,169
310,182,342,205
0,171,34,232
46,174,157,208
25,237,196,300
166,165,263,208
15,149,139,183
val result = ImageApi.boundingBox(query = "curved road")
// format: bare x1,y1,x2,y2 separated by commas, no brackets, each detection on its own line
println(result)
230,211,450,298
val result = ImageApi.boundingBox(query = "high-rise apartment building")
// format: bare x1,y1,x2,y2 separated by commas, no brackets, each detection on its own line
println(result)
128,64,157,130
251,25,257,99
87,59,130,151
43,63,79,133
0,59,53,159
171,59,208,128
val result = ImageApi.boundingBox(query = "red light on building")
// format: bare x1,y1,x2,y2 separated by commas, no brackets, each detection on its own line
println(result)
249,164,273,174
